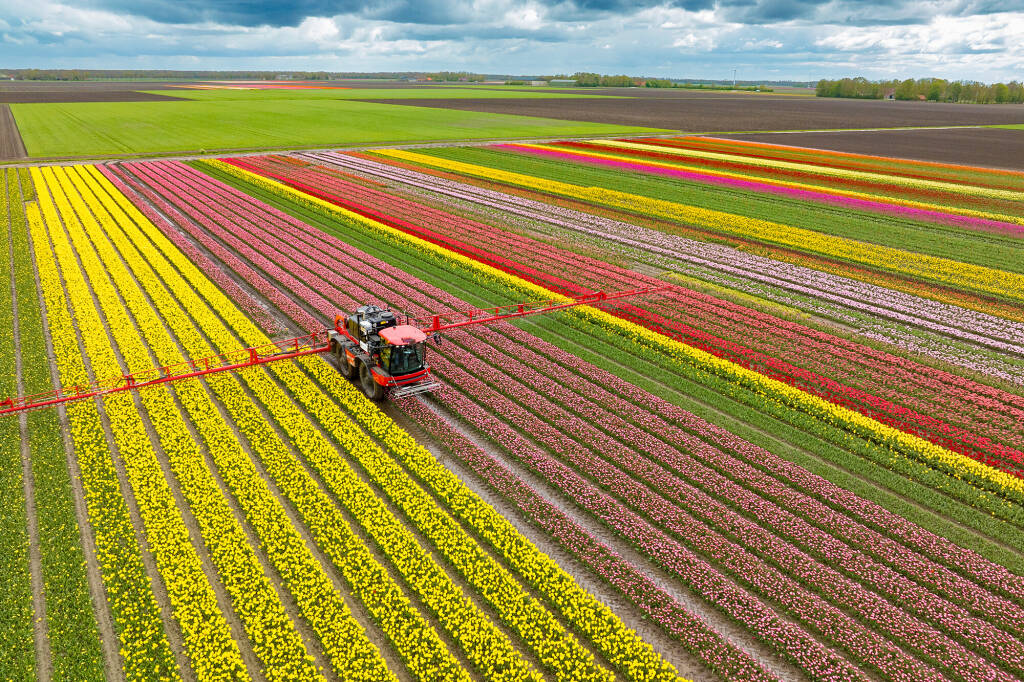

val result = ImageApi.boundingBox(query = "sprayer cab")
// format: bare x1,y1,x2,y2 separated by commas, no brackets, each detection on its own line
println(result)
328,306,440,401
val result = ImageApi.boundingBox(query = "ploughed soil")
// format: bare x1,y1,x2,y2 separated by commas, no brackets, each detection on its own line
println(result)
0,81,185,103
716,127,1024,170
0,104,27,159
363,92,1024,132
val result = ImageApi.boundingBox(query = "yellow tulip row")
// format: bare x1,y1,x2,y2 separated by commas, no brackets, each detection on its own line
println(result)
78,164,450,681
79,166,491,681
32,166,250,680
251,161,1022,506
517,142,1024,227
211,159,687,682
81,166,423,681
600,139,1024,202
51,164,336,682
25,201,180,680
375,149,1024,303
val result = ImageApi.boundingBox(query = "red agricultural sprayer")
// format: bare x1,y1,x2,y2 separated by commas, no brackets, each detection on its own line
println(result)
0,285,667,415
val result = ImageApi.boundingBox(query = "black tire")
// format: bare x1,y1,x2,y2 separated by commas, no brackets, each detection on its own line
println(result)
359,361,385,401
337,345,355,379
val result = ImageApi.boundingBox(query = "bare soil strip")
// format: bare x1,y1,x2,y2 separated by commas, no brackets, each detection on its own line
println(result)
362,95,1024,135
714,127,1024,170
0,104,28,160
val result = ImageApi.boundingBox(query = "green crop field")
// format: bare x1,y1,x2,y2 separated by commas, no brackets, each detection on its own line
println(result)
11,98,663,158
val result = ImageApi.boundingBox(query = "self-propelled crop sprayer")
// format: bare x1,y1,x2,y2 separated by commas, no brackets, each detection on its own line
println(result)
0,285,667,415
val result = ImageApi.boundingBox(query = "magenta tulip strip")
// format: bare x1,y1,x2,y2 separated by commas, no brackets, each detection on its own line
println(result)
98,155,1024,682
496,142,1024,236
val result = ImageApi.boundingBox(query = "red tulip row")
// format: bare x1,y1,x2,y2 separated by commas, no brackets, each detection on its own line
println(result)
230,155,1024,475
237,153,1024,426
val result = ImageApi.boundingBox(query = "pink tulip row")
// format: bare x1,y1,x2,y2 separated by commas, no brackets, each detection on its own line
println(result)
224,155,1024,602
218,155,1024,599
96,165,284,334
398,397,782,682
231,155,1024,475
499,142,1024,236
470,324,1024,630
429,338,1018,681
249,154,1024,442
131,160,908,679
123,159,1022,680
312,150,1024,380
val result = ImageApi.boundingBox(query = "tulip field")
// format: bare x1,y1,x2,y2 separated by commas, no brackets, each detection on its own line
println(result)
2,133,1024,682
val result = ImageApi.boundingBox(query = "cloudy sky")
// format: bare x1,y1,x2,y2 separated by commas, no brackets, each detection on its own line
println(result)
1,0,1022,81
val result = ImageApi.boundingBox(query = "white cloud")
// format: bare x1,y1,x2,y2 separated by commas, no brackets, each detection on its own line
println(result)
1,0,1022,80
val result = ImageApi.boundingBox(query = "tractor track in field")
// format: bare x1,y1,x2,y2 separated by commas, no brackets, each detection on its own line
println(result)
408,395,800,682
0,104,28,160
37,188,195,680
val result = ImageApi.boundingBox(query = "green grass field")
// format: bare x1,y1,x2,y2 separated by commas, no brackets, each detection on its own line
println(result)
11,98,664,158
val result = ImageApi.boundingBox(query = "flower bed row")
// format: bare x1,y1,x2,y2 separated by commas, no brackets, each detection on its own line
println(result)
193,160,1022,679
28,176,181,681
626,137,1024,207
108,157,667,679
34,166,250,679
231,155,1024,470
206,156,1024,586
597,139,1024,202
504,142,1024,236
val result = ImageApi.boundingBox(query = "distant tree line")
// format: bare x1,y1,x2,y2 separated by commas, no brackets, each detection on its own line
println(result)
571,72,771,90
422,71,486,82
816,77,1024,103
